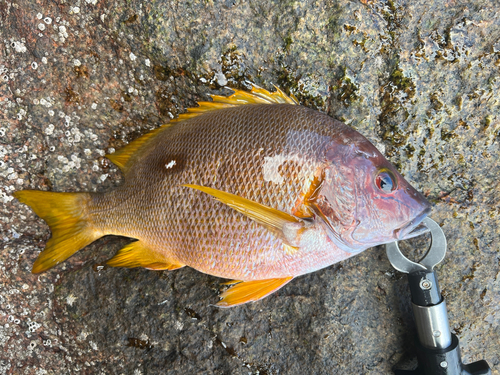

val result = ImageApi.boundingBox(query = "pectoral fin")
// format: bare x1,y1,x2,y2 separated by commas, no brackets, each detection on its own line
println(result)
216,277,293,307
107,241,185,271
183,184,303,245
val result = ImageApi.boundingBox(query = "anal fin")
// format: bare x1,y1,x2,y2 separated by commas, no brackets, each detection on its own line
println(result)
220,279,242,286
216,277,293,308
107,241,184,271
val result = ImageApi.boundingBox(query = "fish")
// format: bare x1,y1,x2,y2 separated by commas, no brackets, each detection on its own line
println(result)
14,85,431,307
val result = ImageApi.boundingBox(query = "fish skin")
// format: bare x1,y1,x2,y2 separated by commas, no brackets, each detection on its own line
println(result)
89,101,430,277
91,104,353,280
15,87,431,305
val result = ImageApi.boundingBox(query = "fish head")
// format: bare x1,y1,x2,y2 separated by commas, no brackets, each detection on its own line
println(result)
314,130,432,252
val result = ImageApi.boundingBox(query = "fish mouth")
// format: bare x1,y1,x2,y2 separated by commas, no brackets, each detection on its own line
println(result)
395,206,432,241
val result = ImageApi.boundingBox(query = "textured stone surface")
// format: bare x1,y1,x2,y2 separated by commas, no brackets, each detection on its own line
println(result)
0,0,499,374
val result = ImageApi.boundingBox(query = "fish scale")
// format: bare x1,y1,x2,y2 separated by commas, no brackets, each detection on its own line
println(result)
14,86,431,307
106,105,320,275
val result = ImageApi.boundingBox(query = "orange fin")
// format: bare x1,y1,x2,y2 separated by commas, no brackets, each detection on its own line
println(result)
183,184,303,244
220,279,242,286
107,240,184,271
216,277,293,308
13,190,102,273
106,124,171,173
172,85,298,124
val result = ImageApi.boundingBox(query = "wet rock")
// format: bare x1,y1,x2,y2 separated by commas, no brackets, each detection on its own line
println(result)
0,0,498,374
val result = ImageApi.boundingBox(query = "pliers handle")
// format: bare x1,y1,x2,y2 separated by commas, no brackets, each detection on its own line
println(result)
386,218,491,375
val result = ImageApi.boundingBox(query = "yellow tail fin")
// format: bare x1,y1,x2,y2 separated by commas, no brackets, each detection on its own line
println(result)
13,190,102,273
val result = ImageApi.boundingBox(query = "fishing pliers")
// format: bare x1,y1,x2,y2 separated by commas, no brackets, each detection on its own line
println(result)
386,218,491,375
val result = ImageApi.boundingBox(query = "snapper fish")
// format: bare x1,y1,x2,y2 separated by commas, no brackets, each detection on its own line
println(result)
14,85,431,307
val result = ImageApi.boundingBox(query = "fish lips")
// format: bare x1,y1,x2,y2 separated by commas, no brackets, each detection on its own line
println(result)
395,206,432,241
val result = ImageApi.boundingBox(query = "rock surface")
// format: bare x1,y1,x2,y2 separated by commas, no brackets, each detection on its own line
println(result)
0,0,499,374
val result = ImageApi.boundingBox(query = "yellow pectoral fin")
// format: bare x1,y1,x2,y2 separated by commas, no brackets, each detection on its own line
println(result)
216,277,293,308
107,241,184,271
183,184,303,242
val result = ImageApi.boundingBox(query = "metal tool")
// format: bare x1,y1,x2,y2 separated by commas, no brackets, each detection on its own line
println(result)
386,217,491,375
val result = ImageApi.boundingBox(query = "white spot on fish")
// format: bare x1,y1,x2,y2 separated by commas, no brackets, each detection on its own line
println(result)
262,153,302,184
165,160,176,169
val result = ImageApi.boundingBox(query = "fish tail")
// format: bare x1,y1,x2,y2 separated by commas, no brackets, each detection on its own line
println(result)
13,190,102,273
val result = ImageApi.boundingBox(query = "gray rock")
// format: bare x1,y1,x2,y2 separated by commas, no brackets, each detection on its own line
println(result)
0,0,498,374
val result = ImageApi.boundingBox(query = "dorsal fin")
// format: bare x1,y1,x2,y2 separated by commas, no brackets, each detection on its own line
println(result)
107,85,297,173
106,124,170,173
171,84,298,124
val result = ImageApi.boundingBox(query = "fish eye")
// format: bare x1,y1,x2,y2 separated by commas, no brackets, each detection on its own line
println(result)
375,170,396,193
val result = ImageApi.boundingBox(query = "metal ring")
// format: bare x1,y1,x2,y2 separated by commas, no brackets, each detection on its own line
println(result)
386,218,447,274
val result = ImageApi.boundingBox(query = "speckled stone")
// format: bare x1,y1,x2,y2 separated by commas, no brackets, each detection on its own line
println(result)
0,0,498,374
